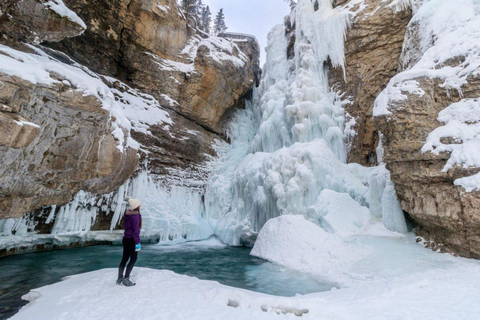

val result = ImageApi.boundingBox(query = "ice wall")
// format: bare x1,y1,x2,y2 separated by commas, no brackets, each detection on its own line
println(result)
205,0,407,245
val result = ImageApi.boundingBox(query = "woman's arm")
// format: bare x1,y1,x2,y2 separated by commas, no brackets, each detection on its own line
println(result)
133,214,141,244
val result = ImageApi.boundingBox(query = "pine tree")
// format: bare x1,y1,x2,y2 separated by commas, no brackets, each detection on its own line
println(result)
199,5,212,34
181,0,200,19
213,9,227,36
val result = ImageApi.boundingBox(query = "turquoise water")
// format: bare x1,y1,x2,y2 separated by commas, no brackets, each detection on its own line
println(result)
0,240,336,319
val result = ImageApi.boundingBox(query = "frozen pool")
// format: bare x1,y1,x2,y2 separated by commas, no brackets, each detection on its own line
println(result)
0,238,336,319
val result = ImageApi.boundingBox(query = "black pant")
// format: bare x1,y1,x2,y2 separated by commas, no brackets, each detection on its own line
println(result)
118,238,138,279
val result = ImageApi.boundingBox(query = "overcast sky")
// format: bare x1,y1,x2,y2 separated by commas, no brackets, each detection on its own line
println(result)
202,0,291,65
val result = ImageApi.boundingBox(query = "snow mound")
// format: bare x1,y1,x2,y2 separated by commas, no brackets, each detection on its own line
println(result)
309,190,372,237
251,215,366,284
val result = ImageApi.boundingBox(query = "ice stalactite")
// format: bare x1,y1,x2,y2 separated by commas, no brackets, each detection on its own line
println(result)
126,171,213,243
0,170,213,245
205,0,407,245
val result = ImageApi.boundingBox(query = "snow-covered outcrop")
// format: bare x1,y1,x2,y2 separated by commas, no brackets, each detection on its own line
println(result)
373,0,480,258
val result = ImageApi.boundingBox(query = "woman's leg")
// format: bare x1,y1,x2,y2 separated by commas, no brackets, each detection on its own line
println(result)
118,238,129,279
125,243,138,278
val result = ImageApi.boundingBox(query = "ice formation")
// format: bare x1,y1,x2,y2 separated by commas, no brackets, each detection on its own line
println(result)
205,0,407,245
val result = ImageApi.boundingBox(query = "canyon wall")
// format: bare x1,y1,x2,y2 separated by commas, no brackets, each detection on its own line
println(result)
0,0,259,251
329,0,480,258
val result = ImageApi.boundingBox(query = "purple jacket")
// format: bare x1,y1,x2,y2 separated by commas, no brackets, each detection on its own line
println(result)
124,209,141,244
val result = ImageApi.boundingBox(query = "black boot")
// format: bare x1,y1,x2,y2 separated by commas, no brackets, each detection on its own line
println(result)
116,277,124,285
122,277,136,287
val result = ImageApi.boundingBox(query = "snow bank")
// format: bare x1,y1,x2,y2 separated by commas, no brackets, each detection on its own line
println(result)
11,259,480,320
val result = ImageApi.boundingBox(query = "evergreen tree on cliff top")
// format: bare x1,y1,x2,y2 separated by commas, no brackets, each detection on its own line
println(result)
199,5,212,34
181,0,200,19
213,9,227,35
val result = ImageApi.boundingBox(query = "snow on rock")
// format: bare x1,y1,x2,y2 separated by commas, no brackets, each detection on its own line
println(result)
374,0,480,116
422,98,480,191
179,35,248,68
156,4,170,13
374,0,480,191
42,0,87,31
146,51,196,74
107,81,173,136
0,45,137,151
0,44,175,151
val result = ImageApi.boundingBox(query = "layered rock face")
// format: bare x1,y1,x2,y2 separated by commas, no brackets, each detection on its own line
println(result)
48,0,259,133
0,0,259,231
375,74,480,258
328,0,411,165
327,0,480,258
0,0,138,219
0,73,138,219
372,0,480,257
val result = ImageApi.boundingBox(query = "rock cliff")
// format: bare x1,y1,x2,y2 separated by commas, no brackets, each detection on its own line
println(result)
0,0,259,246
373,0,480,258
328,0,412,165
328,0,480,258
319,0,480,258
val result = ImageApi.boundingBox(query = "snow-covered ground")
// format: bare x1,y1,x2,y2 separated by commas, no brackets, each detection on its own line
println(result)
10,219,480,320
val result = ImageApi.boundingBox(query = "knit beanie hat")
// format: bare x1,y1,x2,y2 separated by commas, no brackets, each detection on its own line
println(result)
128,198,141,210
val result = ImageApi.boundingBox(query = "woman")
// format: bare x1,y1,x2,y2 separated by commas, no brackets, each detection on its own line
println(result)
117,198,142,286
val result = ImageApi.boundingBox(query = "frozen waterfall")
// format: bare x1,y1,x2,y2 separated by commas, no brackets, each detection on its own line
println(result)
204,0,407,245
